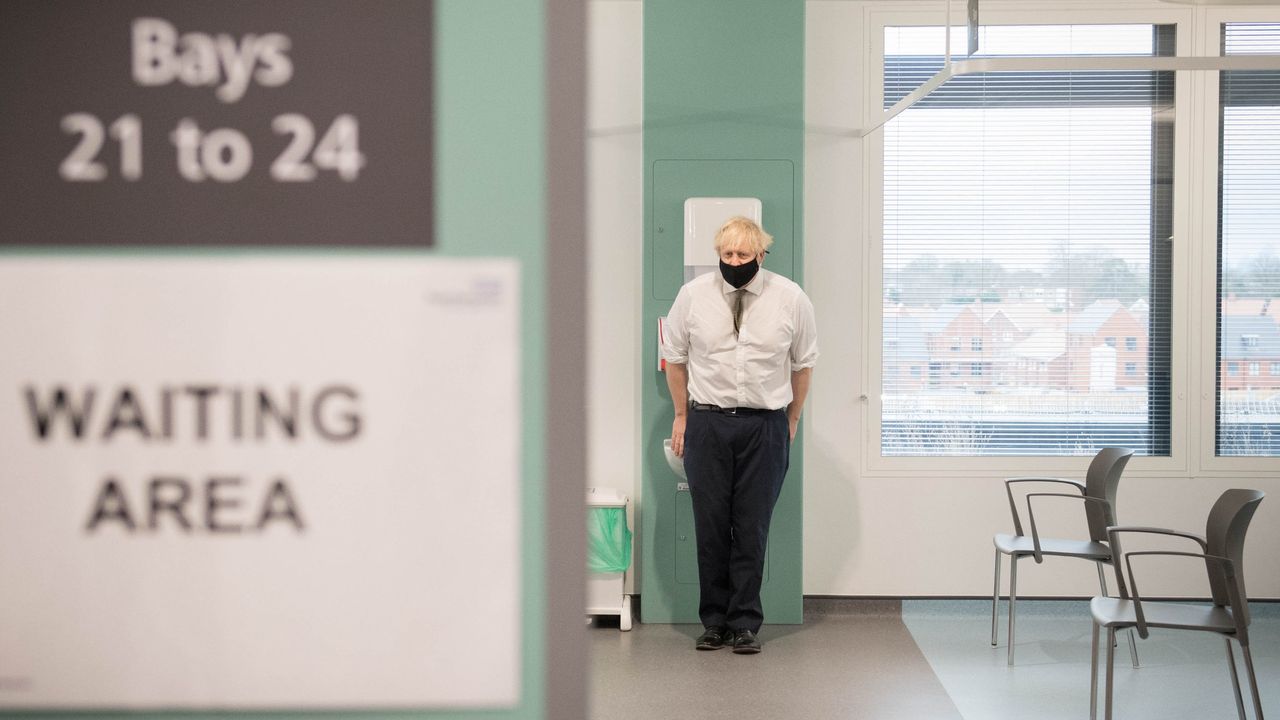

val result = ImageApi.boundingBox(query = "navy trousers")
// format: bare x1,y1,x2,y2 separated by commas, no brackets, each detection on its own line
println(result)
683,406,789,632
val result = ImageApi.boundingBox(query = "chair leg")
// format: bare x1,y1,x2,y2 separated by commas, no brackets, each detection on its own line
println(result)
1226,638,1247,720
1241,643,1265,720
992,549,1002,647
1096,561,1141,668
1105,627,1116,720
1096,564,1115,654
1007,555,1018,666
1126,628,1141,669
1090,621,1100,720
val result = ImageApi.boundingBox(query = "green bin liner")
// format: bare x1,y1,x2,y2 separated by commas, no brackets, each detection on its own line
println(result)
587,506,632,573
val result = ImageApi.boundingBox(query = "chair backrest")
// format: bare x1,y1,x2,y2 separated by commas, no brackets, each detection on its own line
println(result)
1083,447,1134,543
1205,488,1266,624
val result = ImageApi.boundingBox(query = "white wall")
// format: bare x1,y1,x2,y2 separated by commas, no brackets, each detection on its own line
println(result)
587,0,643,593
587,0,1280,599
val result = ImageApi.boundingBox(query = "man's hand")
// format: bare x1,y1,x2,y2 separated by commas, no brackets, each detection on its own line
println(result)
787,367,812,444
665,362,690,457
671,415,687,457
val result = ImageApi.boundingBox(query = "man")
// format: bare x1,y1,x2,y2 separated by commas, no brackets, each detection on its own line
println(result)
662,216,818,654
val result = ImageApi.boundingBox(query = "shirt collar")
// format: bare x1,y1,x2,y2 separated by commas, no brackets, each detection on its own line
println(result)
720,267,766,297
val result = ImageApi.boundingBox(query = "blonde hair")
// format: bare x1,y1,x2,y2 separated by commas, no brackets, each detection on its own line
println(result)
714,216,773,256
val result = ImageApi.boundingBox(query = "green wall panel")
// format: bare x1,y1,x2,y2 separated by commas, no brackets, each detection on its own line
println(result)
642,0,805,626
435,1,549,716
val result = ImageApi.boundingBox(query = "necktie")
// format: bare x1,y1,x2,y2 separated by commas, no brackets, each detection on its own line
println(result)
732,289,744,337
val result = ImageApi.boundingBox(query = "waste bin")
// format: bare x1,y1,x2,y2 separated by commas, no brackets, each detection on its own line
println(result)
586,487,633,631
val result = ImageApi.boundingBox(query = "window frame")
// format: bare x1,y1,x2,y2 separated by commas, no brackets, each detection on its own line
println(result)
863,5,1192,474
1196,6,1280,472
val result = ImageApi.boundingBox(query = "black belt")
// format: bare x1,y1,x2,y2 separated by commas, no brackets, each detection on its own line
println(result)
691,402,775,416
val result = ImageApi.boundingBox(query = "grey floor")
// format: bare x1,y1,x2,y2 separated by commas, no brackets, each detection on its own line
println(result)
589,598,1279,720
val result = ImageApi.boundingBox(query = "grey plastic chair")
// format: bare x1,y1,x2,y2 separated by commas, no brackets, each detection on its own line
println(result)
1089,488,1266,720
992,447,1140,666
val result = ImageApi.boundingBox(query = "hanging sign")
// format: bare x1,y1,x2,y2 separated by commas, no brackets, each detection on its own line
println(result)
0,0,434,247
0,1,525,710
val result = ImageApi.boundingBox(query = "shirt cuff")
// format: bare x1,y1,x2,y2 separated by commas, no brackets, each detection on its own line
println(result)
791,352,818,370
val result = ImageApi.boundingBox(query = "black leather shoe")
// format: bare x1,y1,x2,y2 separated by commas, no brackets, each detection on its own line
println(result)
732,629,761,654
695,626,731,651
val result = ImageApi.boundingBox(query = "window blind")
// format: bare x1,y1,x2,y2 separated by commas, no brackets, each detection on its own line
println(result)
1216,23,1280,457
881,24,1174,456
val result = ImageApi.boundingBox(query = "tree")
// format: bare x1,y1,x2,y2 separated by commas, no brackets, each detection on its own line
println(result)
1047,247,1148,305
890,255,1012,306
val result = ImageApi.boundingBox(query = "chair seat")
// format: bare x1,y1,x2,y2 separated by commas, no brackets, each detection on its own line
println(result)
1090,596,1238,634
994,533,1110,560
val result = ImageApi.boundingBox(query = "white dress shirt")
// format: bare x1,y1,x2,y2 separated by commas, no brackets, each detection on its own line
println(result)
662,268,818,410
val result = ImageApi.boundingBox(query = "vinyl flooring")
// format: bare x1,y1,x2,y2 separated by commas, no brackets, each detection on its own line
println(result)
588,598,1279,720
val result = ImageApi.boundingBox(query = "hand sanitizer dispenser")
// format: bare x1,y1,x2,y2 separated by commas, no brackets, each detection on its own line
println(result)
683,197,762,283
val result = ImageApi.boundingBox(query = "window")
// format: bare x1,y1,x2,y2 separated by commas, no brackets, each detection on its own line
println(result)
881,24,1173,456
1272,362,1280,376
972,337,983,351
1126,336,1138,351
1216,22,1280,457
1125,362,1138,376
971,362,983,377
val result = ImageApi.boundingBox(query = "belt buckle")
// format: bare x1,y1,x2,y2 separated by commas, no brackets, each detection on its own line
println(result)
724,406,739,415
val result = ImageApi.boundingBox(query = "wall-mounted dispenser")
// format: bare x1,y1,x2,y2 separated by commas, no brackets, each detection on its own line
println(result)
661,438,687,482
682,197,762,283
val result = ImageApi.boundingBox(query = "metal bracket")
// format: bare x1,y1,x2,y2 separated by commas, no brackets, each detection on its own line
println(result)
862,53,1280,138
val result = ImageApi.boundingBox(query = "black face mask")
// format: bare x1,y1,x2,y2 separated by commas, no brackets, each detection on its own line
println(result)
719,259,760,289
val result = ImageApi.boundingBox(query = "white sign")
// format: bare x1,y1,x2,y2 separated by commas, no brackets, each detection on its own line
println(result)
0,257,520,709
